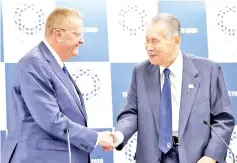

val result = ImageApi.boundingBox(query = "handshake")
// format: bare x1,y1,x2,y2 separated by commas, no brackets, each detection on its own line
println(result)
97,131,124,152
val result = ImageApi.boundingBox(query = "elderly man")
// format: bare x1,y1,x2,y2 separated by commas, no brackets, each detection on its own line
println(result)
110,13,235,163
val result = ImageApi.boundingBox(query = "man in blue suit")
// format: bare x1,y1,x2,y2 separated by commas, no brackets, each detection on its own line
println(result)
109,13,235,163
2,7,115,163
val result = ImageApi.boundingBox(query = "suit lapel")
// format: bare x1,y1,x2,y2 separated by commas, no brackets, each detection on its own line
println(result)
38,41,87,122
68,73,88,121
178,54,200,140
145,64,161,135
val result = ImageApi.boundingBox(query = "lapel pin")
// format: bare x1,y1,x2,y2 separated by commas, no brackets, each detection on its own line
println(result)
188,84,194,94
188,84,194,89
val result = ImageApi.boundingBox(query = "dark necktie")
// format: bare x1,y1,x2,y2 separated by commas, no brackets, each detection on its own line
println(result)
62,64,70,77
62,64,81,104
158,68,173,154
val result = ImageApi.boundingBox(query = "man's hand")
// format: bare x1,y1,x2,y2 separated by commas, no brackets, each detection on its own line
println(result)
97,131,115,149
197,156,216,163
102,131,124,152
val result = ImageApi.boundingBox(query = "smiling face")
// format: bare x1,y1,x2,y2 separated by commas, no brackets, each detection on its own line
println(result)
58,17,85,59
44,7,85,61
145,22,181,67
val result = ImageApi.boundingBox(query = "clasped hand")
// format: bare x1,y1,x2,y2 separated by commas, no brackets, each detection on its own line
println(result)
97,131,118,151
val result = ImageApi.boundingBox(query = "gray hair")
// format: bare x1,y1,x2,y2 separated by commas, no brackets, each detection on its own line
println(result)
152,13,181,39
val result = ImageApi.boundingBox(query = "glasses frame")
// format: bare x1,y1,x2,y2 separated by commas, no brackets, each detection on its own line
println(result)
53,27,85,39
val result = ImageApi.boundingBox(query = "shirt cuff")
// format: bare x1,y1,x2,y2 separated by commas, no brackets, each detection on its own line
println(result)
114,131,124,147
95,132,99,148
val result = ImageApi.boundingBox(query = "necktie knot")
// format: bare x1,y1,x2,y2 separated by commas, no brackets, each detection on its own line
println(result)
62,64,68,74
163,68,170,78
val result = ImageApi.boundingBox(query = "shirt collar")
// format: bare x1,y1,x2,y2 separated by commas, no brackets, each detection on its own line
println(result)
43,39,64,68
160,50,183,77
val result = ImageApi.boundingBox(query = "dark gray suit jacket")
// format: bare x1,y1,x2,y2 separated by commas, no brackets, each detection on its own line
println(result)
116,53,235,163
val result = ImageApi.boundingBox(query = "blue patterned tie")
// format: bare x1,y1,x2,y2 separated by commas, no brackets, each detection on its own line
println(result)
159,68,173,154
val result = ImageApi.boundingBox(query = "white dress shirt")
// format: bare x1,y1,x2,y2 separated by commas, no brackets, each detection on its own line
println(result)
159,50,183,136
43,40,64,68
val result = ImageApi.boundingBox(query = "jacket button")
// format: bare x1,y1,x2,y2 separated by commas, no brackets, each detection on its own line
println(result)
157,158,161,162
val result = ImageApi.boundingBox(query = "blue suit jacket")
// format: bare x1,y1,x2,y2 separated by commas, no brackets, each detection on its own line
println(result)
115,53,235,163
1,41,97,163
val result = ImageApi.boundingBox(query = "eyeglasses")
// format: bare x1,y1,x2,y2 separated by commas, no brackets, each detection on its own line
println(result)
53,28,85,39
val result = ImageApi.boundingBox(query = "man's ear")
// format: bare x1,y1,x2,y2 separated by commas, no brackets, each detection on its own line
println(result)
54,29,63,43
174,35,180,45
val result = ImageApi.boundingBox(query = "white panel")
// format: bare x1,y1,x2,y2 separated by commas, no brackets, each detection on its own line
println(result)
65,62,113,128
114,132,137,163
226,125,237,163
107,0,158,63
206,0,237,62
2,0,55,63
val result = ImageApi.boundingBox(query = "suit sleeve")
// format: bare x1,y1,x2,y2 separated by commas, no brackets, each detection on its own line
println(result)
204,65,235,162
19,57,98,153
115,66,138,150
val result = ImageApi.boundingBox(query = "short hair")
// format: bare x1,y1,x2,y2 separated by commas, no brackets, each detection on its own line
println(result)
44,7,82,38
152,13,181,39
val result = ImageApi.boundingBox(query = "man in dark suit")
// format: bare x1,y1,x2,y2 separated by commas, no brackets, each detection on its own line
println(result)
109,13,235,163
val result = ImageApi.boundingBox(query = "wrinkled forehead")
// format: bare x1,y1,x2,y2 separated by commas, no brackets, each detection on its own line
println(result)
146,22,167,38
